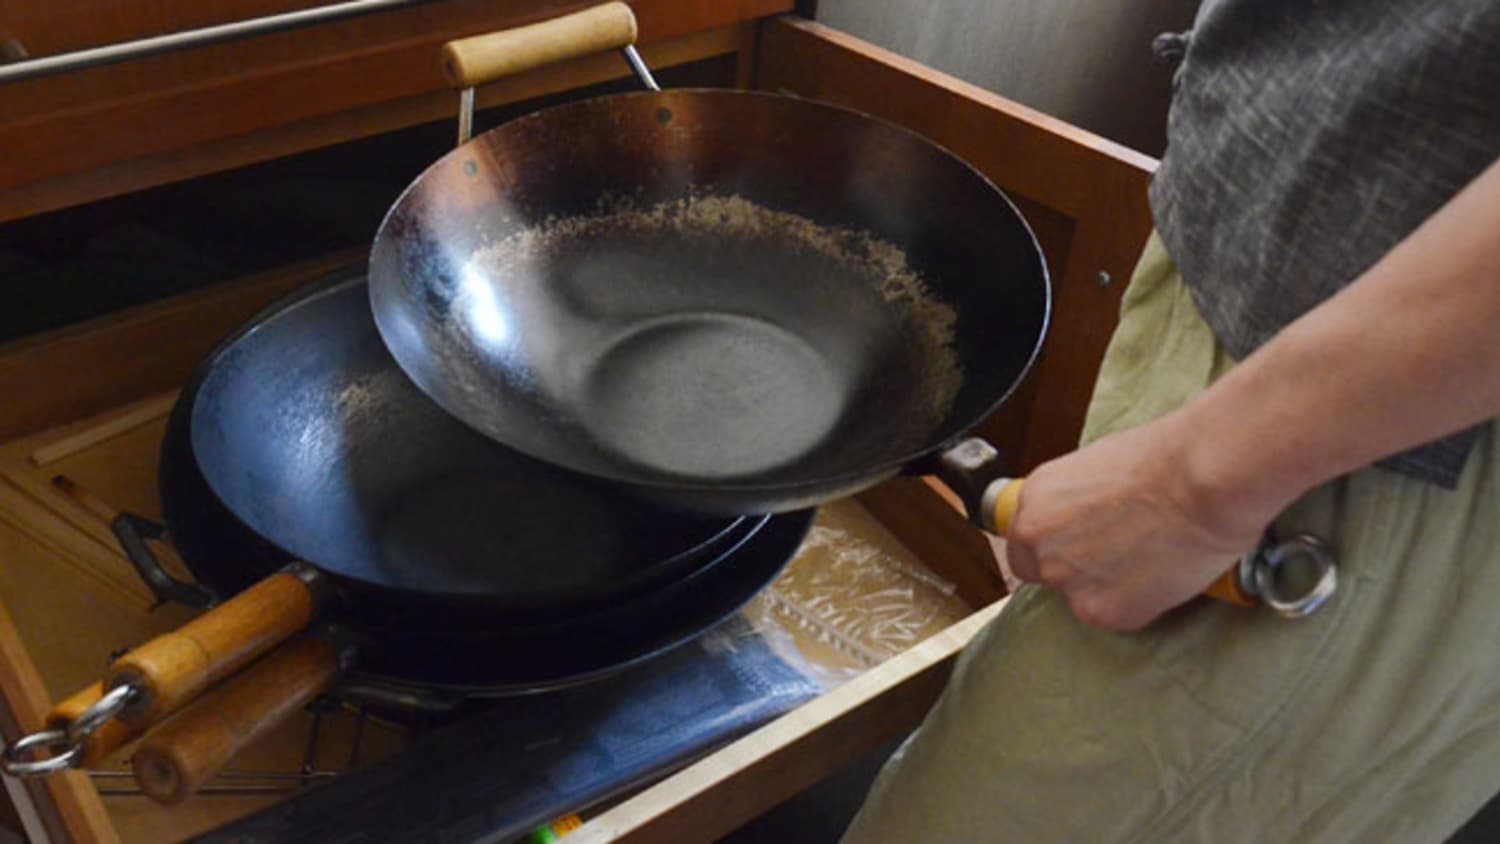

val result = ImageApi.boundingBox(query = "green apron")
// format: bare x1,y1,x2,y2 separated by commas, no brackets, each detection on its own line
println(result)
840,232,1500,843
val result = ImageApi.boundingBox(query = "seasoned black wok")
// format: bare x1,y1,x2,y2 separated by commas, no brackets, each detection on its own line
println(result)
362,4,1330,620
369,87,1050,515
10,268,803,793
127,347,810,694
95,370,809,801
189,273,752,626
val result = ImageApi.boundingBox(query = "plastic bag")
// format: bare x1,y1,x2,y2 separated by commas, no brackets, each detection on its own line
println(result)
741,499,973,689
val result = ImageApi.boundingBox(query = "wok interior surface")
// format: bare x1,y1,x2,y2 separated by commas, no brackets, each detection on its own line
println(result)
371,89,1049,510
187,276,740,613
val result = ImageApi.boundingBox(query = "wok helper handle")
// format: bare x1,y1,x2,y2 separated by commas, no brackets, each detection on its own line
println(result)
131,636,345,805
981,478,1255,608
441,2,639,89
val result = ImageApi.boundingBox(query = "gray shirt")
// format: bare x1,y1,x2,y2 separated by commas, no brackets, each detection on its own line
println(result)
1149,0,1500,487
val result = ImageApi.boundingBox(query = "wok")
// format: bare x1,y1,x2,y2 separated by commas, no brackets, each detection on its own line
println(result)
120,383,811,802
370,3,1333,617
4,268,807,802
141,269,789,692
370,7,1048,517
186,271,751,629
121,501,809,804
98,492,806,804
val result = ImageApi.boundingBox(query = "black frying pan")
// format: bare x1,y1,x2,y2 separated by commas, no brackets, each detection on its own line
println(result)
368,5,1050,518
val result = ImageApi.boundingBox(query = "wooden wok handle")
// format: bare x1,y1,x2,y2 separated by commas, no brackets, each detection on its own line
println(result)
45,683,148,768
103,569,321,726
986,478,1257,608
131,636,344,805
442,1,638,89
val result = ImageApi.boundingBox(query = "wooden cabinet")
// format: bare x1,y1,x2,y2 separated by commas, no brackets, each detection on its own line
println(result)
0,9,1155,843
0,0,788,223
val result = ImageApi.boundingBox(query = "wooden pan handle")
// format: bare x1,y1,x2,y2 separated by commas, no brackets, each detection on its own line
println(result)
442,1,638,89
105,570,320,726
131,637,343,805
45,682,148,768
987,478,1257,609
1201,568,1257,607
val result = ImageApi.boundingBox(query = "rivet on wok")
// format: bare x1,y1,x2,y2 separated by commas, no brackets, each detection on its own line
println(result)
463,160,479,177
656,108,673,125
1096,270,1112,288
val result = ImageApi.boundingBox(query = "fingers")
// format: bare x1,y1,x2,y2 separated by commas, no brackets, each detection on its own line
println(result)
1004,521,1165,632
992,539,1026,593
1002,535,1042,585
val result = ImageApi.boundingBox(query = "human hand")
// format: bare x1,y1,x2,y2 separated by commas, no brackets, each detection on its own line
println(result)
1003,412,1287,631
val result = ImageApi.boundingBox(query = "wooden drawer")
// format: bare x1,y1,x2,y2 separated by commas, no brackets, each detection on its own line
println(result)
0,391,984,843
0,13,1155,843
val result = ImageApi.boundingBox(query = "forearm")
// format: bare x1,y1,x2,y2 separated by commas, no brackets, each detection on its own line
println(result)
1175,155,1500,520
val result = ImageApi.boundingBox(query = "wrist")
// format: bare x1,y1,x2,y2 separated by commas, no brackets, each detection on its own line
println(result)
1158,393,1319,540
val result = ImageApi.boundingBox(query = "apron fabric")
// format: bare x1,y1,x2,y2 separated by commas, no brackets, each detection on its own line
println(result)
838,231,1500,843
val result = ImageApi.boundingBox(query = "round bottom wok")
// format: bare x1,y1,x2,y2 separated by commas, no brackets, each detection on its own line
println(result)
8,268,814,798
368,2,1308,619
369,87,1050,515
99,402,810,801
186,273,753,629
144,363,811,693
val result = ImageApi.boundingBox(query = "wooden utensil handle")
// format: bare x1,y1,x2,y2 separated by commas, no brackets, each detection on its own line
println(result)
986,478,1257,608
46,682,147,768
442,1,638,89
131,636,343,805
106,569,320,725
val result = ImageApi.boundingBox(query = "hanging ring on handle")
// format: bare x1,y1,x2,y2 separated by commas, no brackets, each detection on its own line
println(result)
2,682,141,777
3,729,84,777
1246,534,1339,619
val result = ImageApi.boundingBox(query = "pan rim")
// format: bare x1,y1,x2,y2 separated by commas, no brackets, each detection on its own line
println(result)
338,506,816,697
